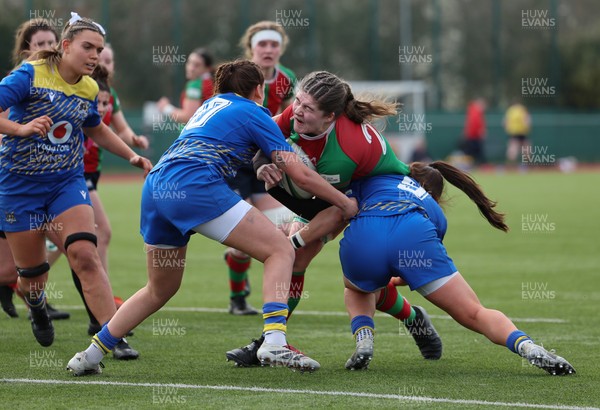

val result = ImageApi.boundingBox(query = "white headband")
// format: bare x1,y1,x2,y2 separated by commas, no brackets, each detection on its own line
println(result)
251,30,283,49
68,12,106,35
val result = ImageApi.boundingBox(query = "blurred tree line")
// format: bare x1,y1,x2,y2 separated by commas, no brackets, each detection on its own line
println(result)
1,0,598,111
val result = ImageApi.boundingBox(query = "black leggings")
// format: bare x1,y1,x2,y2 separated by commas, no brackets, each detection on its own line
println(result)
267,186,331,221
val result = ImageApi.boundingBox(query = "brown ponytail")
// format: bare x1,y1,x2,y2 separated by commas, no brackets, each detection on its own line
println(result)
214,60,264,99
410,161,508,232
31,49,62,70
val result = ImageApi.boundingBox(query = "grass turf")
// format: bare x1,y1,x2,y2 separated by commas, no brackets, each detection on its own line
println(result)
1,170,598,409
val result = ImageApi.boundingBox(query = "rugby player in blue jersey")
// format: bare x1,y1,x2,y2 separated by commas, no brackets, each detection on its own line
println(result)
67,60,357,375
295,162,575,375
0,13,152,349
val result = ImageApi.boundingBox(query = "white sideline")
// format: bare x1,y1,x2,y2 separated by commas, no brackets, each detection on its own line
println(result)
0,378,595,409
52,305,568,323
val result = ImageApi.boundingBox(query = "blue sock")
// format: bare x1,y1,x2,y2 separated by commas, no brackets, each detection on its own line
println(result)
506,330,532,354
351,315,375,336
92,323,121,354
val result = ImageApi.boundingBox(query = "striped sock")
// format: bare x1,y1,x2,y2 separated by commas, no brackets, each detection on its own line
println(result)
376,282,416,323
506,330,533,355
24,289,45,308
226,252,251,298
351,315,375,341
84,323,120,365
263,302,288,345
92,323,120,354
287,271,305,318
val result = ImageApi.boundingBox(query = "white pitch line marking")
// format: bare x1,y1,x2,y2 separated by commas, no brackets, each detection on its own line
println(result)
0,379,594,410
51,305,568,323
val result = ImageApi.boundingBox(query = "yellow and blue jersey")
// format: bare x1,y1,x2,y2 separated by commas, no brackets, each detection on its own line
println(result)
0,60,101,180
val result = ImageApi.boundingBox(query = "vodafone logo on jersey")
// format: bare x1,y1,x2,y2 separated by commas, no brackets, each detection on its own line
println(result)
47,121,73,144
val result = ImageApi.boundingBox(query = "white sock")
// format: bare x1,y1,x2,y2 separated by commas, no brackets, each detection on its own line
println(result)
356,328,374,343
84,343,105,365
517,340,535,356
264,330,286,346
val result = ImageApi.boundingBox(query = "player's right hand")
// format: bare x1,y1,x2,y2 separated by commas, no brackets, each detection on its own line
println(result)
18,115,53,137
341,197,358,220
257,163,283,186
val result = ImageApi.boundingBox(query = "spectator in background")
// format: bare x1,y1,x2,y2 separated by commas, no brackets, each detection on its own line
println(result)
462,98,487,165
411,138,432,163
157,48,214,124
504,100,531,170
98,43,149,149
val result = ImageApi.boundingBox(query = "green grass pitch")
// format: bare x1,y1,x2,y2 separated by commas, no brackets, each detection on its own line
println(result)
1,170,599,409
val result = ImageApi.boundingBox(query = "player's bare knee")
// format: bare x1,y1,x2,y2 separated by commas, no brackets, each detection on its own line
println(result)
280,240,296,264
456,305,483,328
149,281,180,303
64,232,101,274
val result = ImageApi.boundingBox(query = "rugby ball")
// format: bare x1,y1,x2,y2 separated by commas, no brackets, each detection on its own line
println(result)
279,141,316,199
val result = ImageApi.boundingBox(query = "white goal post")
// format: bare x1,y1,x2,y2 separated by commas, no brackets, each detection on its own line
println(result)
349,81,427,163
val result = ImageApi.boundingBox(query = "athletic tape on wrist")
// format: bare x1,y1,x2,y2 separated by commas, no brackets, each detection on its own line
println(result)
290,232,306,249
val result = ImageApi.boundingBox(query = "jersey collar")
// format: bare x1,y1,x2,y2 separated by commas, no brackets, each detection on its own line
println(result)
299,120,336,141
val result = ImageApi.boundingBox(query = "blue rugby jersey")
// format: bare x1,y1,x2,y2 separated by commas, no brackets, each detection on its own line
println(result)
0,60,101,180
152,93,292,179
346,174,448,240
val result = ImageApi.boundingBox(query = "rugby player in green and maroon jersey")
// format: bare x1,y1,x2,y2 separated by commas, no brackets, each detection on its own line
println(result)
226,71,443,367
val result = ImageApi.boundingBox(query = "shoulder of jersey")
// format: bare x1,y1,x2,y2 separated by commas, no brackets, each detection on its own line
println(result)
335,116,366,143
28,59,98,100
277,64,296,81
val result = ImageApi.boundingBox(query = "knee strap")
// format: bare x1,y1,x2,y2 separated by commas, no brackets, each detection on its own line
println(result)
64,232,98,251
17,262,50,278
